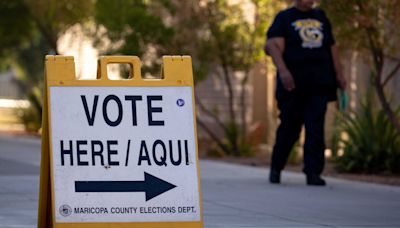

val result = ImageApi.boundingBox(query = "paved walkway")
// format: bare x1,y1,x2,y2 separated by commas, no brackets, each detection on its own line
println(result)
201,161,400,227
1,134,400,227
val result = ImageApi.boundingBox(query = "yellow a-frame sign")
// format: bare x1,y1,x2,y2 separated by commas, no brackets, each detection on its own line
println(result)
38,55,203,228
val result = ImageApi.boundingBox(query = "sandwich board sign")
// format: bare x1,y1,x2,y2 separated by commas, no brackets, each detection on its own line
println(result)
38,55,203,228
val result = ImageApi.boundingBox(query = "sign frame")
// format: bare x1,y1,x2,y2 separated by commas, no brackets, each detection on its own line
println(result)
38,55,203,228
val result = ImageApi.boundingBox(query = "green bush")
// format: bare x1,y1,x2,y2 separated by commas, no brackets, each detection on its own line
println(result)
17,86,42,133
335,100,400,174
219,121,254,157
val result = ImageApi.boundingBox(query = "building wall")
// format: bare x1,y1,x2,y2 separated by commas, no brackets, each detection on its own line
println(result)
0,70,22,99
195,69,253,139
0,70,29,131
343,51,400,112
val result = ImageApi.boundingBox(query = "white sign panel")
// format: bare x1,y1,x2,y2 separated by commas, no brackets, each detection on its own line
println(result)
49,86,200,223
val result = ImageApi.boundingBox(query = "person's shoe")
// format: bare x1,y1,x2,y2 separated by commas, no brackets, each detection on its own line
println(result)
269,169,281,184
306,174,326,186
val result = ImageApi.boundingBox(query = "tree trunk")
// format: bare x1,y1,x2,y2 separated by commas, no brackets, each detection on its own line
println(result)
195,93,227,132
363,26,400,135
240,70,250,143
374,78,400,135
196,117,230,155
221,63,239,155
221,63,236,124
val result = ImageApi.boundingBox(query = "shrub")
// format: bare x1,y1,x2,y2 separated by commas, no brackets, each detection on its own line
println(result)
335,100,400,174
17,86,42,133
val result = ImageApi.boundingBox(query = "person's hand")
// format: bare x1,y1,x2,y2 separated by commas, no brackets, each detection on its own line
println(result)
336,73,347,90
280,69,295,91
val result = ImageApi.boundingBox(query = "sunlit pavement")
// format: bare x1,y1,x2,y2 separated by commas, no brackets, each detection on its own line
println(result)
1,134,400,228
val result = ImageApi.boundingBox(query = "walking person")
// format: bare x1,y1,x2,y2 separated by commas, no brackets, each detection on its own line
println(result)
264,0,346,185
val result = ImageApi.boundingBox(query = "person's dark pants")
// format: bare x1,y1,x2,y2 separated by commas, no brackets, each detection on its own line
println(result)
271,89,329,175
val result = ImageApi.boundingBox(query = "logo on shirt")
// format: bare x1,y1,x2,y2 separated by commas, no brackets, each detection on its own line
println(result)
292,19,323,48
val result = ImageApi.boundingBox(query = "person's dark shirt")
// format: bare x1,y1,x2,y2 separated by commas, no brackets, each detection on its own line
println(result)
267,7,337,98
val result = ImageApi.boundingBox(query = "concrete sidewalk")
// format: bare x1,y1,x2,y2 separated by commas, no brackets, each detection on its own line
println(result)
0,135,400,227
201,160,400,227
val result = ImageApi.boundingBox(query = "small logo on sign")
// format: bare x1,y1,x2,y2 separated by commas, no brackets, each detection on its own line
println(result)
59,204,72,217
176,99,185,107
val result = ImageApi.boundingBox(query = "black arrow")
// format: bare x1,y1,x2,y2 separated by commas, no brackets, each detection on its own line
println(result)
75,172,177,201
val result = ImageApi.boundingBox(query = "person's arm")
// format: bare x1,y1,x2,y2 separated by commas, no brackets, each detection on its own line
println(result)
266,37,295,91
331,44,346,90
